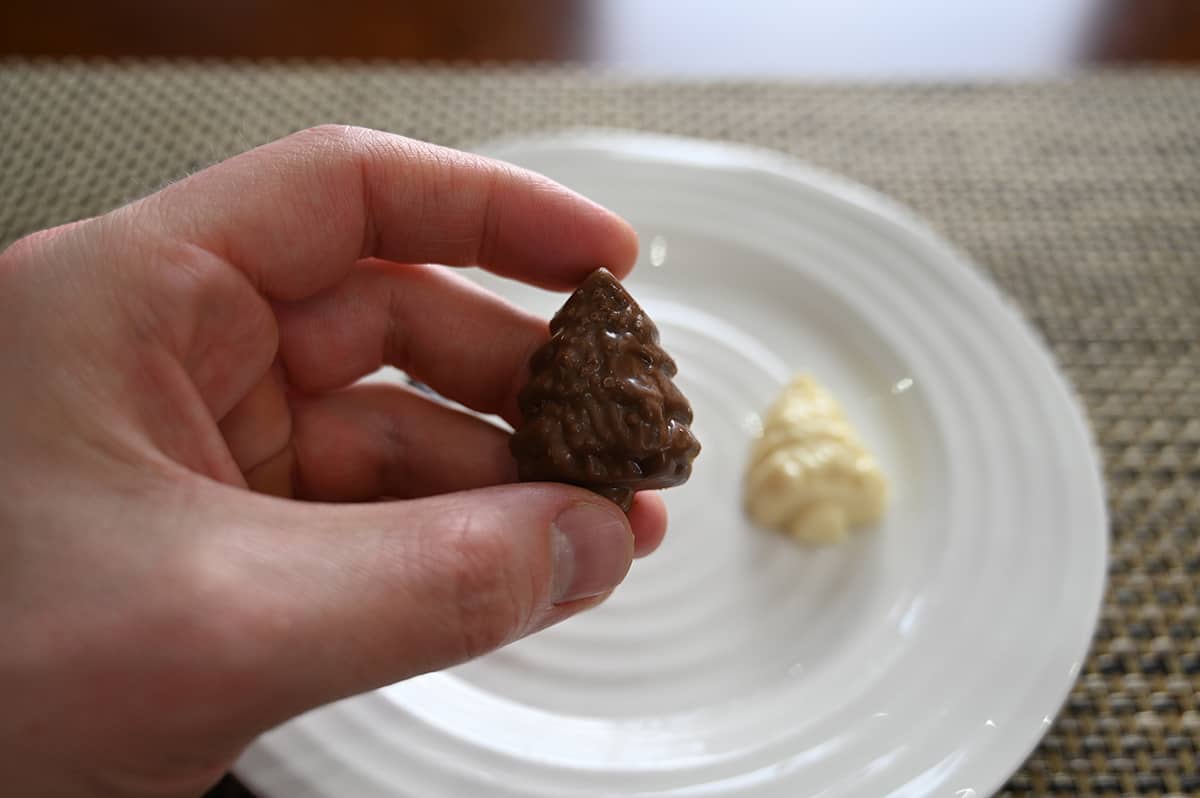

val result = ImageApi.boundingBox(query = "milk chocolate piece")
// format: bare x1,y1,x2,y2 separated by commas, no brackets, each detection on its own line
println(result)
510,269,701,511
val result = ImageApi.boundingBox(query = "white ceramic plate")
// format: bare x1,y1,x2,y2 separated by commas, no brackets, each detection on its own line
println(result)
236,131,1107,797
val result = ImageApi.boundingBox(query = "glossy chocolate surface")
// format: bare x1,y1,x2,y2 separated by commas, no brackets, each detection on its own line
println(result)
510,269,700,510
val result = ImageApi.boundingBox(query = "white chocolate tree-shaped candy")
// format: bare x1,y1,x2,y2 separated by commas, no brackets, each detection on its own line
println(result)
744,375,887,543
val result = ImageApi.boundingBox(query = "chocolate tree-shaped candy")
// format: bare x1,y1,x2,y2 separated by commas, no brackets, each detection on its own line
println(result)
510,268,701,511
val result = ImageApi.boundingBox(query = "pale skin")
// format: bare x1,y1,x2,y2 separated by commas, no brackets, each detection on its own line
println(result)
0,125,669,797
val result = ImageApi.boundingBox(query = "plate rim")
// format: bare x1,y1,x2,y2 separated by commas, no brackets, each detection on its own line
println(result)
237,129,1109,798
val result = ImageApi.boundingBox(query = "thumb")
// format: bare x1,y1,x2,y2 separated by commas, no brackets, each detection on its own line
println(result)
212,482,634,722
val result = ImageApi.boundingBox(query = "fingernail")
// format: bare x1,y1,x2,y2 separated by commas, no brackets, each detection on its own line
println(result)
551,502,633,604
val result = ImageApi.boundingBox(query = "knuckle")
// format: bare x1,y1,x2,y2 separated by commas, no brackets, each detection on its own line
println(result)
146,237,276,353
439,511,536,660
287,124,385,252
293,124,373,158
159,238,246,308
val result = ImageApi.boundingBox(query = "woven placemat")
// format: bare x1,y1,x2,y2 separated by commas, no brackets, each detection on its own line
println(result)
2,62,1198,797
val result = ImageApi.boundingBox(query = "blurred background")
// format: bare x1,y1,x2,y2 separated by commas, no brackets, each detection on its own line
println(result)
2,0,1199,76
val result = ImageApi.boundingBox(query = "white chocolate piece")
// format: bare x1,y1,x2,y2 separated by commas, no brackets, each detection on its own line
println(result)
745,375,887,543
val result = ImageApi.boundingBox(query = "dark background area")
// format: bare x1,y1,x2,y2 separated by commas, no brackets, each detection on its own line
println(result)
2,0,1199,75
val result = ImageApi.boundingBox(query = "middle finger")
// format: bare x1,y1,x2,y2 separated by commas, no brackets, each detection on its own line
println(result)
276,260,546,426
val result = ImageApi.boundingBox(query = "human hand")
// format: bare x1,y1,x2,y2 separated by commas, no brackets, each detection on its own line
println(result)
0,125,667,797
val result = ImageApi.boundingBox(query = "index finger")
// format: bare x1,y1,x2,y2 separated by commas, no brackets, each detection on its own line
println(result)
138,125,639,300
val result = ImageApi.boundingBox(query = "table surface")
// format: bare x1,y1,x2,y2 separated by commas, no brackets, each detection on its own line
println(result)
2,63,1199,797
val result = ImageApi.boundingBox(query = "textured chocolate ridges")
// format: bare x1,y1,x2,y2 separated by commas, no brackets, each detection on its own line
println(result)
510,269,701,511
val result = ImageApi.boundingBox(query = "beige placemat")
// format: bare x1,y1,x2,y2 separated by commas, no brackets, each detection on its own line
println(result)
2,62,1199,796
